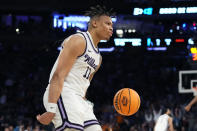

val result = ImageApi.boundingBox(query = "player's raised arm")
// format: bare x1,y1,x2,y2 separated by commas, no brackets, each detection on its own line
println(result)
185,96,197,112
36,35,86,125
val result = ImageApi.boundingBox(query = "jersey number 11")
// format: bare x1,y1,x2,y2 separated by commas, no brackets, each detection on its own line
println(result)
83,66,91,79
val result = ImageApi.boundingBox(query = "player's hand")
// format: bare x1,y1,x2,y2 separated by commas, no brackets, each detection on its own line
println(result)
184,105,191,112
36,112,55,125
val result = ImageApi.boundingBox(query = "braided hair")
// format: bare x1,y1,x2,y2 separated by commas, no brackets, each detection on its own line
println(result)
85,5,116,19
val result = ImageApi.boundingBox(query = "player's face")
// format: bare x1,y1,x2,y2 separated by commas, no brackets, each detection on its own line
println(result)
96,15,113,40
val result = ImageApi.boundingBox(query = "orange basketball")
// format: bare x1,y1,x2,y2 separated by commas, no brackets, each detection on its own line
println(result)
113,88,140,116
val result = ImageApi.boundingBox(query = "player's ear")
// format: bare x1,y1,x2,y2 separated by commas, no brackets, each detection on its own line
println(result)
91,20,97,28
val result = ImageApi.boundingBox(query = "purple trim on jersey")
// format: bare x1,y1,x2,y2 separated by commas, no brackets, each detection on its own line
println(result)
56,121,83,131
77,32,87,58
84,120,99,124
56,96,84,131
57,97,67,120
84,120,100,128
85,32,100,54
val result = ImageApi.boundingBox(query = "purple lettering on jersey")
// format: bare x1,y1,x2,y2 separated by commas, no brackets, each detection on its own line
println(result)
84,54,98,70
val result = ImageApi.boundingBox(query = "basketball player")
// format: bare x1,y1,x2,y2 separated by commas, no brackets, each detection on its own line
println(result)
185,96,197,112
154,108,174,131
36,5,114,131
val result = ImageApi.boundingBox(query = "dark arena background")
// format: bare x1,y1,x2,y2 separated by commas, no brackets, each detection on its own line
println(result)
1,0,197,131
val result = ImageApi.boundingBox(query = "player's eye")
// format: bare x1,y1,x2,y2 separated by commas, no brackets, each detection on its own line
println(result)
106,22,111,26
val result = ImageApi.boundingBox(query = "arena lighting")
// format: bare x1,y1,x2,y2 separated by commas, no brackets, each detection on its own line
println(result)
187,7,197,13
175,39,185,42
188,38,194,45
133,7,153,15
16,28,19,32
53,14,117,30
165,39,172,46
147,38,153,46
193,22,196,27
155,38,172,46
75,23,86,29
187,47,197,64
192,53,197,61
147,38,172,47
53,14,116,23
63,15,90,22
182,23,186,28
177,7,186,14
147,47,167,51
159,8,177,14
53,18,57,27
176,26,180,30
133,7,197,16
159,7,197,14
57,46,114,52
58,20,63,27
190,47,197,61
156,39,161,46
63,22,67,30
116,29,124,38
191,47,197,53
100,40,107,42
59,37,189,49
99,47,115,52
57,46,62,51
114,38,142,46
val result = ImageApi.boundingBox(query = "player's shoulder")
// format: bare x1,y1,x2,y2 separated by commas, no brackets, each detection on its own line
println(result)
69,33,86,43
62,33,86,48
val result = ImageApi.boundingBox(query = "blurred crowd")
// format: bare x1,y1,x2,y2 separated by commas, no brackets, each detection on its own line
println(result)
0,15,197,131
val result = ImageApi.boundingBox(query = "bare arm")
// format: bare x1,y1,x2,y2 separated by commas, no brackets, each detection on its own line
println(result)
48,35,85,103
37,34,86,125
168,117,174,131
185,96,197,112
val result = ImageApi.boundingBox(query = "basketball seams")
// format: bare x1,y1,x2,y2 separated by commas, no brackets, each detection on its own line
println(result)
128,88,131,115
119,90,123,114
114,91,120,112
113,88,140,116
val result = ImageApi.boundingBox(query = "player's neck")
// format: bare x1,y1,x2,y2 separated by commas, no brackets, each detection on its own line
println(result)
87,30,100,48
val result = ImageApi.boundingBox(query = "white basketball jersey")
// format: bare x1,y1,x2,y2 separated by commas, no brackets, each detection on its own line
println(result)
48,31,101,97
154,114,169,131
